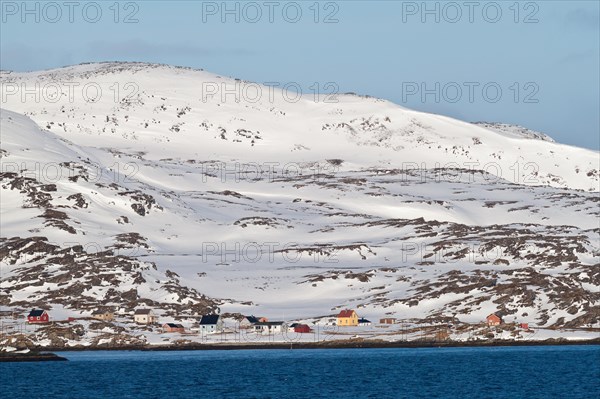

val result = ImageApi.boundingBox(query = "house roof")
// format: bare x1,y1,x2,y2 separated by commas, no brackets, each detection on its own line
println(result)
200,314,220,325
358,318,371,323
134,309,153,315
337,309,356,318
244,315,260,323
28,309,46,317
164,323,184,328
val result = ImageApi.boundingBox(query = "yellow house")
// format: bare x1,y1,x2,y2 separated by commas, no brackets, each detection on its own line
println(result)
337,309,358,326
91,310,114,322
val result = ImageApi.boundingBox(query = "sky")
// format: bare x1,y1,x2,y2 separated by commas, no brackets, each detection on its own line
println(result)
1,0,599,150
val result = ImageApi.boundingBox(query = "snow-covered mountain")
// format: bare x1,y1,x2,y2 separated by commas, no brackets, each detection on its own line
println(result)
0,62,598,343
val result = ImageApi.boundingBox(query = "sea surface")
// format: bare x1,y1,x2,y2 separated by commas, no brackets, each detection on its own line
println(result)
2,345,599,398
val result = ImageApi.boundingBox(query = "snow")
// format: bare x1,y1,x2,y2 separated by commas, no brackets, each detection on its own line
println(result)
0,62,598,346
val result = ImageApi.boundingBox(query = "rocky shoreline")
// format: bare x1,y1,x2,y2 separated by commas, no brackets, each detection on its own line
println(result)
34,337,600,352
0,351,68,362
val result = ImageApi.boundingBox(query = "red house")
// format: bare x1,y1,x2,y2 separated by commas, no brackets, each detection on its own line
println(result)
294,324,311,333
27,309,49,324
486,313,503,326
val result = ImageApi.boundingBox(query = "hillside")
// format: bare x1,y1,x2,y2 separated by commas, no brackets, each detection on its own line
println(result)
0,62,598,346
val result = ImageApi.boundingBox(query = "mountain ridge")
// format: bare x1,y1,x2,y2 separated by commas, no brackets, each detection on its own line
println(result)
1,62,597,191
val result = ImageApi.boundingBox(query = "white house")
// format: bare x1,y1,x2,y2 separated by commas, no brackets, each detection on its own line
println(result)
134,309,157,324
253,321,286,334
239,315,260,329
199,314,223,334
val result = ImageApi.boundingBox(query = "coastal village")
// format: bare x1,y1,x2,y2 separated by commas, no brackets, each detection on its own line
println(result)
17,308,530,331
0,306,552,349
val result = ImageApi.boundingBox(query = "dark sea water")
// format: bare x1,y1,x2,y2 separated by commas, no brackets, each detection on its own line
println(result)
2,346,599,399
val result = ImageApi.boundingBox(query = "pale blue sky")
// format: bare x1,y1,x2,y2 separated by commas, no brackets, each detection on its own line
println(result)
1,1,598,149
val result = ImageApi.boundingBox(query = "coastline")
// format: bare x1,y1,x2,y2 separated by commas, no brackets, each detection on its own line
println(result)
39,337,600,352
0,352,68,362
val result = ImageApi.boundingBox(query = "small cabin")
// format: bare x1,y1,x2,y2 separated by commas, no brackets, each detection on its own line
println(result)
380,318,397,325
134,309,157,325
294,324,311,333
199,314,223,334
27,309,49,324
253,321,285,334
337,309,358,327
239,315,260,329
486,313,503,326
92,310,114,322
357,318,372,326
163,323,185,333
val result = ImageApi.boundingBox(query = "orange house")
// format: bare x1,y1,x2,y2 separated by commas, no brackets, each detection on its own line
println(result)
163,323,185,333
486,313,503,326
337,309,358,326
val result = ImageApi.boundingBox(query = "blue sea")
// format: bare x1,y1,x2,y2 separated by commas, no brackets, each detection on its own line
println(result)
2,346,599,398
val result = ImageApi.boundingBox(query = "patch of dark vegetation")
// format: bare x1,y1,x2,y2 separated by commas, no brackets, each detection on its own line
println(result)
67,193,88,208
0,236,218,318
